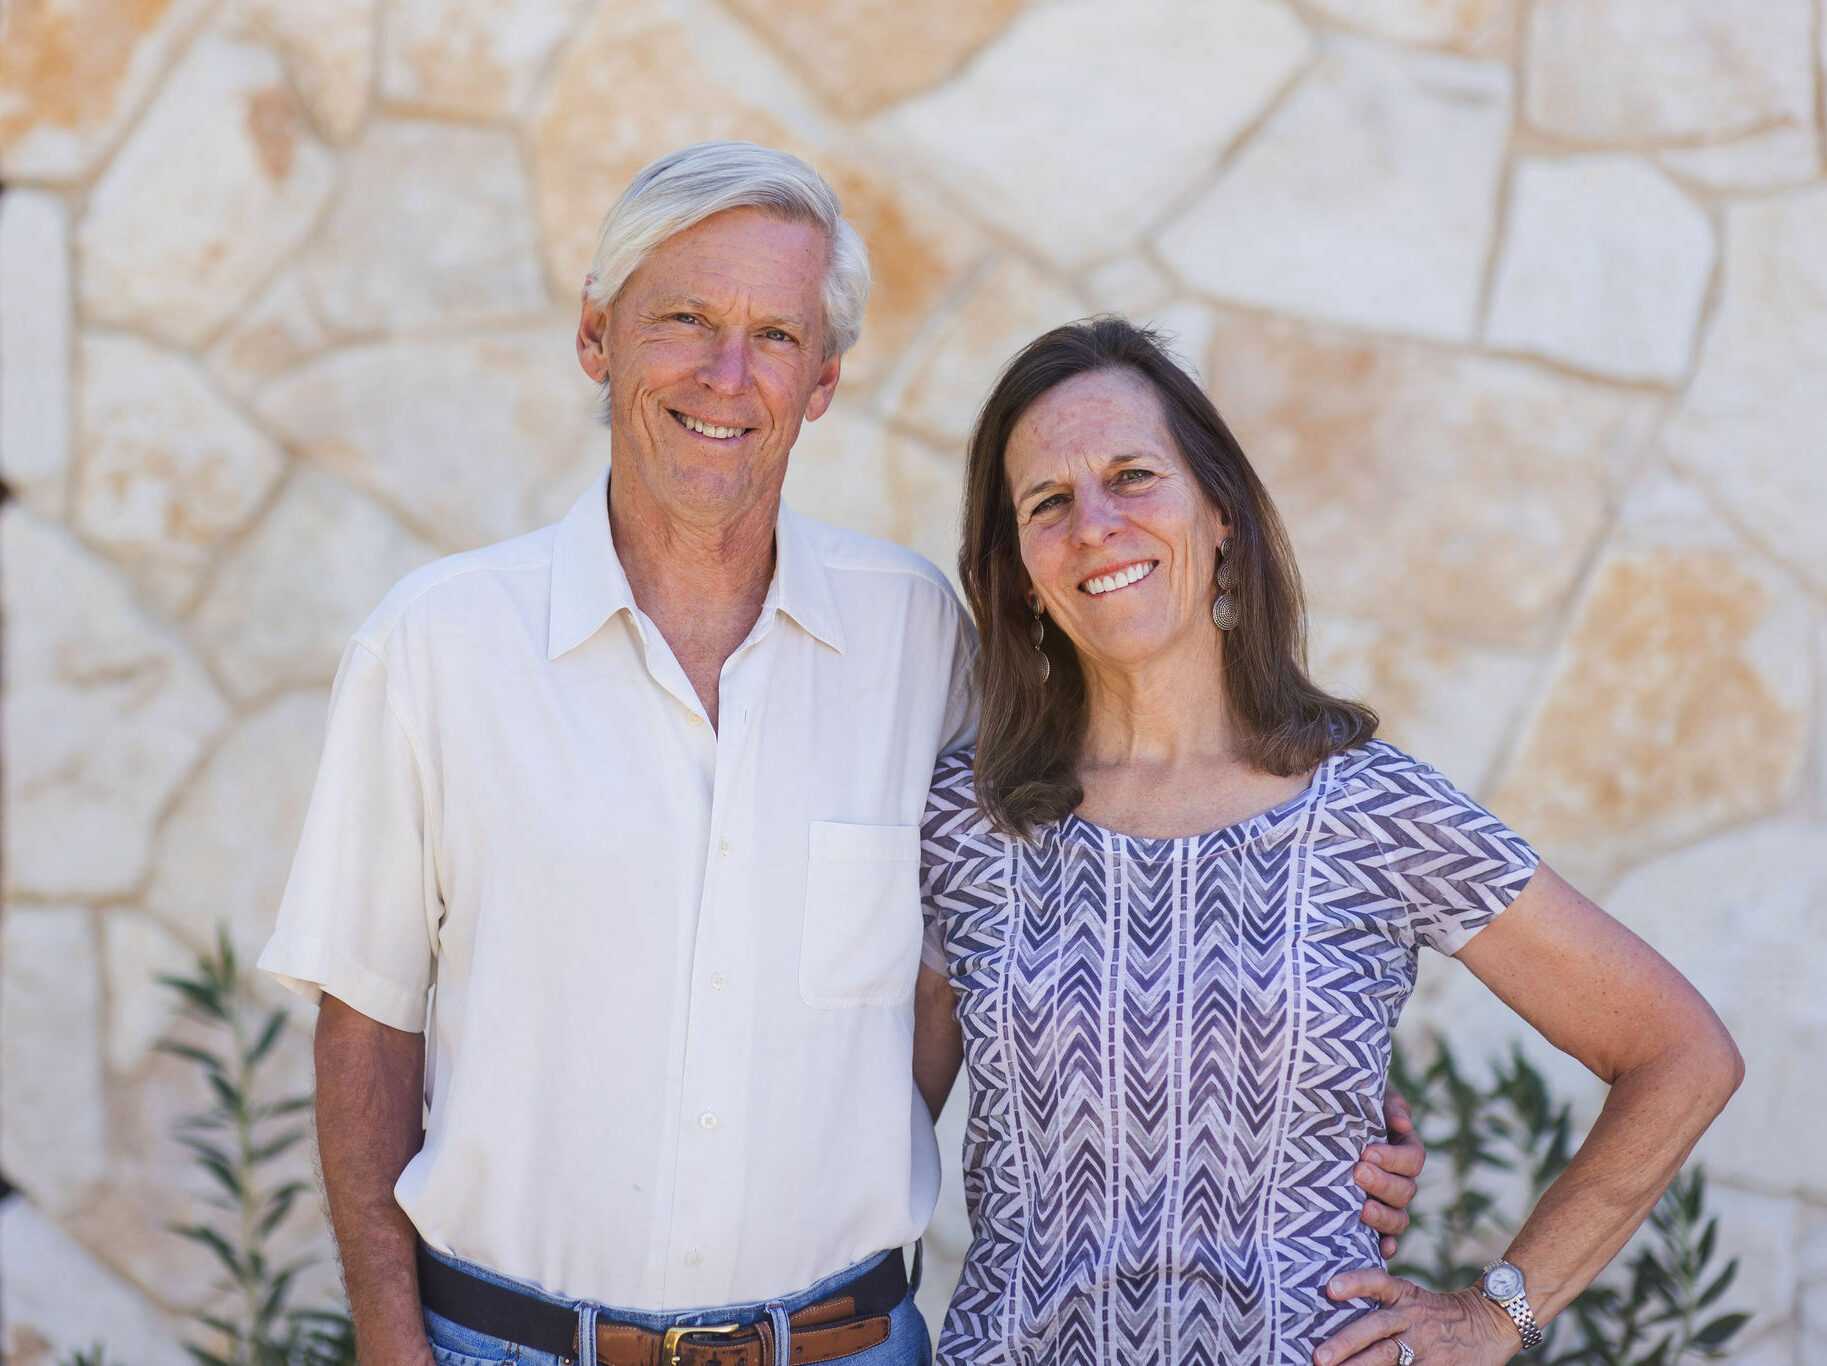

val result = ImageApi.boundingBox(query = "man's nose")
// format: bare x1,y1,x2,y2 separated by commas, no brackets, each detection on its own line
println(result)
698,331,752,394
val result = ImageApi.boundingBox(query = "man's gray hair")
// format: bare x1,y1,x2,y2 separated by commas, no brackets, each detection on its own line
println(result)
584,141,871,359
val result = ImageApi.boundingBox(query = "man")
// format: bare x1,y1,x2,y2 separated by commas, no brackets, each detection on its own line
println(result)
260,141,1421,1364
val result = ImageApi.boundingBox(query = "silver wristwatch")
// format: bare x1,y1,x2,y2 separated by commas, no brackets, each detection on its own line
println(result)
1479,1259,1544,1352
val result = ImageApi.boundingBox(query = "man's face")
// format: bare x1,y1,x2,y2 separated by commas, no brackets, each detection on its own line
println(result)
578,206,842,527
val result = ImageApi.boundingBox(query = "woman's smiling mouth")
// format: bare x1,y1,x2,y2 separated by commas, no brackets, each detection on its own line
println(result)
1079,560,1159,596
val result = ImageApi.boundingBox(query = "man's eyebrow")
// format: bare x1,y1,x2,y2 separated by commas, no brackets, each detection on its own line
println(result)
1016,452,1153,506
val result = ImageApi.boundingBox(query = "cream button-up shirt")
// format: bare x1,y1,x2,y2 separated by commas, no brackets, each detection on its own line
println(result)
259,468,976,1309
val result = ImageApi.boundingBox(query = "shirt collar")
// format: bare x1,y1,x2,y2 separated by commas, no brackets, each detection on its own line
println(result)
547,466,847,660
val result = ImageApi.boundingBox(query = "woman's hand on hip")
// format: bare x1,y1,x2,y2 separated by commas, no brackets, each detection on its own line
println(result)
1314,1269,1517,1366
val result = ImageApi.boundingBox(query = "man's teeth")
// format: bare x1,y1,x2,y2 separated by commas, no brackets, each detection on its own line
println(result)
677,412,745,439
1082,562,1157,596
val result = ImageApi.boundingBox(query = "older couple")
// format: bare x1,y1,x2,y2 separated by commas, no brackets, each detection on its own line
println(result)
261,143,1740,1366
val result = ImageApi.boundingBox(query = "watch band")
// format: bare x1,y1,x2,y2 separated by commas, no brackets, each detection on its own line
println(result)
1481,1259,1545,1352
1499,1292,1544,1352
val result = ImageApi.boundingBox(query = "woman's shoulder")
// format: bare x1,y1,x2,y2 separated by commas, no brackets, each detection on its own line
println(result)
921,747,1010,885
1328,738,1457,797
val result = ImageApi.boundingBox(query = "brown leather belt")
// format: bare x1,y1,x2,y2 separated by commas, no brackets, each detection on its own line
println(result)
417,1242,905,1365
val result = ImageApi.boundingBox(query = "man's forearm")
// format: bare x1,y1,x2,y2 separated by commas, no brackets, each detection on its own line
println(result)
315,995,433,1363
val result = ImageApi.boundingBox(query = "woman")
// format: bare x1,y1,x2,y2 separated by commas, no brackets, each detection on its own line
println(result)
912,318,1742,1366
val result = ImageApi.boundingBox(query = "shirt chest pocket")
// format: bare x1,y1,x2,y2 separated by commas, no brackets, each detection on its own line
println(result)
799,821,922,1008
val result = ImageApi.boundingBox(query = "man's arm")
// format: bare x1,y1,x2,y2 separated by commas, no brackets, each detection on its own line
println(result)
315,993,435,1365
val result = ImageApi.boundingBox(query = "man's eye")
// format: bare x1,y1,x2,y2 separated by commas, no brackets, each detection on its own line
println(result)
671,312,701,325
762,328,795,343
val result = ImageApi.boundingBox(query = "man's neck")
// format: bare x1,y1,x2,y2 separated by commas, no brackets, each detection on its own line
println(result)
606,465,779,727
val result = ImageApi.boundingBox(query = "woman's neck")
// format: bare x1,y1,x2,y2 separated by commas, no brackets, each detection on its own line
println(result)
1078,633,1240,771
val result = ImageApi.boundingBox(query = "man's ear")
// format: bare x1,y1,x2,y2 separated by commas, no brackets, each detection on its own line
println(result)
801,349,843,423
577,292,611,384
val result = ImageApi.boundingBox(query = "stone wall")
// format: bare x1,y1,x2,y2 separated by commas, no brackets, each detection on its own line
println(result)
3,0,1823,1360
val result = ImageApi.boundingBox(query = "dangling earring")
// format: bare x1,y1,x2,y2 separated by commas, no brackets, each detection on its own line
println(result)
1212,536,1240,631
1027,596,1051,683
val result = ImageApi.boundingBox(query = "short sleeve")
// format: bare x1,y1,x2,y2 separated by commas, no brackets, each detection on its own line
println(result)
919,750,989,975
1347,746,1540,957
257,639,439,1030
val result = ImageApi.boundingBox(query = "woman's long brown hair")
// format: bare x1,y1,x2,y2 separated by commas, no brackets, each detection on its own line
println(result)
959,316,1377,839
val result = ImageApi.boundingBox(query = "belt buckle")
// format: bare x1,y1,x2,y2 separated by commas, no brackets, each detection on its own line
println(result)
660,1321,744,1365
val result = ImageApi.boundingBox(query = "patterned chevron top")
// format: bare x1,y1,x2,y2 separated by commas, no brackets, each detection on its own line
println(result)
919,740,1539,1366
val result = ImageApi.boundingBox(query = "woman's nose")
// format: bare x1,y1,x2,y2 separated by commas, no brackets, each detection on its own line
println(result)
1068,491,1122,545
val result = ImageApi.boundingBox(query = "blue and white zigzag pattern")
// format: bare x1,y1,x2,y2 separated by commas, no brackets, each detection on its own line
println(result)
921,741,1538,1365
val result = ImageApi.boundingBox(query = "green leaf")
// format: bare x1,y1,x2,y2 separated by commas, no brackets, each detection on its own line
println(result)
256,1095,314,1120
246,1009,288,1068
170,1221,245,1280
1694,1258,1738,1311
160,974,231,1021
156,1040,226,1072
205,1069,243,1116
1693,1312,1749,1348
249,1127,306,1165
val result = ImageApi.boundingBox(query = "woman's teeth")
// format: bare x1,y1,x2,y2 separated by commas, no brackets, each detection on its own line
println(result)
675,411,745,439
1081,562,1157,596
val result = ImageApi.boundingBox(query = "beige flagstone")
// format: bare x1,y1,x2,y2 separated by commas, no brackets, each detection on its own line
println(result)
0,0,212,181
1661,187,1827,598
189,467,440,699
379,0,576,120
299,120,547,335
874,0,1313,271
1488,476,1810,890
0,190,72,517
75,332,288,612
1198,308,1660,646
1156,40,1510,341
77,34,337,349
3,510,227,900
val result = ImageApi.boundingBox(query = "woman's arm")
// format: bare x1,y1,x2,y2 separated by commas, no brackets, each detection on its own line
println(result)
1316,864,1744,1366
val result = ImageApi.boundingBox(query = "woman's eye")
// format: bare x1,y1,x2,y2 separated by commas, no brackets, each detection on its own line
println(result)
1115,468,1154,485
1030,493,1067,517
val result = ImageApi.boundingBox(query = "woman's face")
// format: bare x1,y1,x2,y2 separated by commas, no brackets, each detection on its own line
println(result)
1005,368,1229,675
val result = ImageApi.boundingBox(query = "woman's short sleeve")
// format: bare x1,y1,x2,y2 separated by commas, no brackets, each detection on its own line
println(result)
1342,744,1541,956
919,750,983,974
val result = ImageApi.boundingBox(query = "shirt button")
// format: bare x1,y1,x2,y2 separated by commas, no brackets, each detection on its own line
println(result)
699,1110,719,1131
710,972,728,991
684,1249,703,1268
718,838,731,857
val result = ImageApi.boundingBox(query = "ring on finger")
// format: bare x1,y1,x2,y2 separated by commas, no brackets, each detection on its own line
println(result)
1395,1340,1415,1366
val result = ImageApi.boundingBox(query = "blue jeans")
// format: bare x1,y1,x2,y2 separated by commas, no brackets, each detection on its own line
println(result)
420,1244,932,1366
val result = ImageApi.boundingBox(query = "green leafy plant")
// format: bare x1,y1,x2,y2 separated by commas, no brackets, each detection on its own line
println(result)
1392,1039,1750,1364
155,928,356,1366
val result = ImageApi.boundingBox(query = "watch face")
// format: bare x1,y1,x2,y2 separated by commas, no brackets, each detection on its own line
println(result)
1484,1263,1525,1301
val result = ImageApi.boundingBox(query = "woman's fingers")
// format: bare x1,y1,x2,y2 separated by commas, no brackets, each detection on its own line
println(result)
1312,1306,1409,1366
1355,1160,1419,1217
1327,1268,1405,1304
1334,1340,1406,1366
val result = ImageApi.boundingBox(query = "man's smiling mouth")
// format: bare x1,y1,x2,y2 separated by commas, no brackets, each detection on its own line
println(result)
670,409,752,441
